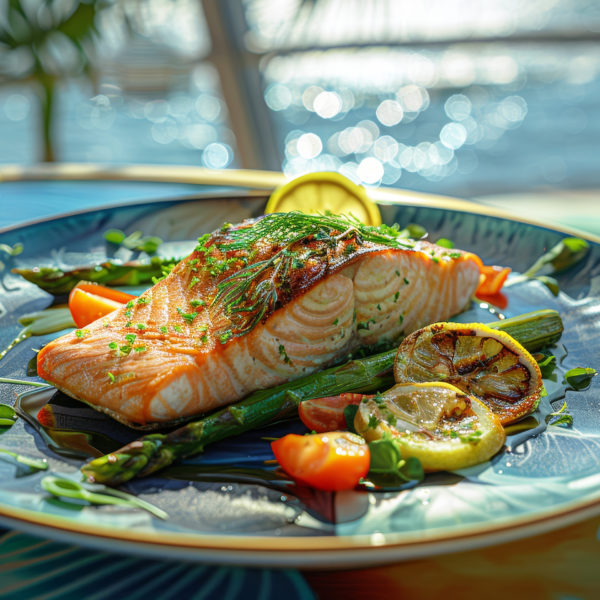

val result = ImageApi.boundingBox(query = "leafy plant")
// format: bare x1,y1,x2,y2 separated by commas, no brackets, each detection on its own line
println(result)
0,0,109,161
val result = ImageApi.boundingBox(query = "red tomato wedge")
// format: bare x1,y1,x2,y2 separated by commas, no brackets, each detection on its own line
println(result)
68,281,136,328
465,252,511,299
298,393,370,433
476,265,511,297
271,431,370,491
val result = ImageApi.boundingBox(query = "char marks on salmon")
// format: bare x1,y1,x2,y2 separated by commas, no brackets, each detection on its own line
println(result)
37,212,482,427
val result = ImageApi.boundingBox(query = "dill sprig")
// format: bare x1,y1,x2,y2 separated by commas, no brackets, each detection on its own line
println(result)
210,212,415,337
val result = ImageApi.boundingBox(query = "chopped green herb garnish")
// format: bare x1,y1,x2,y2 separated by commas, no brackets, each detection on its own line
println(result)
107,372,115,383
219,331,232,344
188,276,201,289
403,277,409,285
278,344,292,364
136,297,150,305
357,318,376,331
173,325,183,333
368,415,379,429
136,323,146,330
333,318,339,326
134,346,147,353
459,429,483,443
190,299,206,307
160,326,168,334
177,308,198,324
125,333,137,345
435,238,454,249
393,291,400,302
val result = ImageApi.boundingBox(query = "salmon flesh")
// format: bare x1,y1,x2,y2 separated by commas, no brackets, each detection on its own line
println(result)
37,213,481,428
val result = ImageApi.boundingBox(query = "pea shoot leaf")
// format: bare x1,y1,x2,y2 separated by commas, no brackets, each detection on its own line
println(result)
0,403,17,428
535,352,557,380
545,401,573,427
344,404,359,433
366,437,424,488
563,367,596,390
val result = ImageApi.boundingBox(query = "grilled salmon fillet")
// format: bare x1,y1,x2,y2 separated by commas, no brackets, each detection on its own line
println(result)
37,213,482,428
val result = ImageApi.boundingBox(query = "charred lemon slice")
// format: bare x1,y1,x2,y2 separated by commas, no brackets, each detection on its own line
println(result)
265,171,382,225
394,322,543,425
354,382,505,471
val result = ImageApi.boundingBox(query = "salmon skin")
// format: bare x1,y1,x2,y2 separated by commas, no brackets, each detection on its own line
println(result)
37,212,482,428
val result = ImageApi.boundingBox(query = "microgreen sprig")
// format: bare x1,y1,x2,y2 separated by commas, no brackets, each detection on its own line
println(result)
41,476,168,520
0,378,49,388
0,308,75,363
0,448,48,472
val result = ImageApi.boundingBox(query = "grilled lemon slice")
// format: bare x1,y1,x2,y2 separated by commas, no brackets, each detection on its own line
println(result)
354,382,505,471
394,322,543,425
265,171,382,225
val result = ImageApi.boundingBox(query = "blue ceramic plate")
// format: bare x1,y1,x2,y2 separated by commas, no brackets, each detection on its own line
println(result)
0,194,599,569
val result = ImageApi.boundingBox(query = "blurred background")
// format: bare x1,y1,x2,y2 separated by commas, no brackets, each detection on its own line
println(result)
1,0,599,225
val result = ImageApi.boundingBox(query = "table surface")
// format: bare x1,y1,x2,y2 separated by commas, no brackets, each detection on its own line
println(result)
0,171,598,599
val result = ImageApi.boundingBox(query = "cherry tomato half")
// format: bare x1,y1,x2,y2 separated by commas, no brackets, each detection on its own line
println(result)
68,281,136,328
298,393,370,433
271,431,370,491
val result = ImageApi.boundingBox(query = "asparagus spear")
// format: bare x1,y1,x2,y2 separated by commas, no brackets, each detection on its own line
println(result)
81,309,563,486
12,256,179,295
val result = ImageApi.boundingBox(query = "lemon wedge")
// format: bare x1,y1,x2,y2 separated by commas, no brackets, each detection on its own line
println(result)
265,172,382,226
394,322,543,425
354,382,506,472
